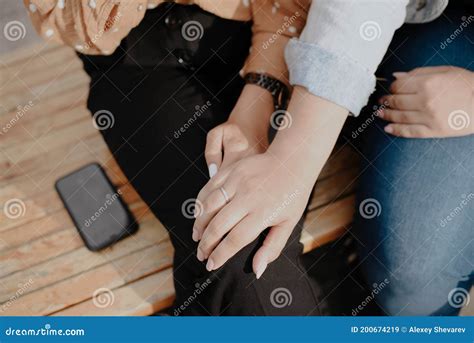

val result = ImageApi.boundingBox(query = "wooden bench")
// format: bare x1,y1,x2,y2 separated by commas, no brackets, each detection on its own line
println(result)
0,42,360,316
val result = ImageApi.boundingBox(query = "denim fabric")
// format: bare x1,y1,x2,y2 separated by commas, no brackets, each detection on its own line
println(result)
353,4,474,316
285,0,450,115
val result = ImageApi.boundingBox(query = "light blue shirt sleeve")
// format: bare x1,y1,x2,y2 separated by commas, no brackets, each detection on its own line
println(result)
285,0,409,115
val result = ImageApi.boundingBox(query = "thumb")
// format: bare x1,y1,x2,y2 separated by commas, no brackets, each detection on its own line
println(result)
205,126,224,178
253,222,293,279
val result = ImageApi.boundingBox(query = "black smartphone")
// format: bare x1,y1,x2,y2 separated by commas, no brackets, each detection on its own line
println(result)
55,163,138,251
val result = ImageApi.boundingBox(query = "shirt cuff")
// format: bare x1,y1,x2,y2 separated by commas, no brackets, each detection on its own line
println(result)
285,38,376,116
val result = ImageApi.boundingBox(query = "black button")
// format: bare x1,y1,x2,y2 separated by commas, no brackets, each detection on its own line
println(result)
164,14,181,28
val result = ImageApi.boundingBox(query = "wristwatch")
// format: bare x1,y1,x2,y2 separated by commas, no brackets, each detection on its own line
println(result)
243,73,290,111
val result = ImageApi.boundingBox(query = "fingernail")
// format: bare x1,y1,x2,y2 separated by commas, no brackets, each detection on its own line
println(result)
393,72,407,79
255,261,267,279
197,248,204,261
208,163,218,178
377,109,384,118
206,258,214,271
192,228,198,242
384,125,393,134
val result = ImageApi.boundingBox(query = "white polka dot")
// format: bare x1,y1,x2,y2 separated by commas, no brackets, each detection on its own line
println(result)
57,0,65,9
242,0,250,7
45,29,54,37
288,26,297,33
88,0,96,9
29,3,37,12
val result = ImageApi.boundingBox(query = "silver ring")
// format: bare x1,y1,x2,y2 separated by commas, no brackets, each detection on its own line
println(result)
219,186,230,204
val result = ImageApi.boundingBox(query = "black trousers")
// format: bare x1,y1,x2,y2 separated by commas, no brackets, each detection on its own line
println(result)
79,3,321,315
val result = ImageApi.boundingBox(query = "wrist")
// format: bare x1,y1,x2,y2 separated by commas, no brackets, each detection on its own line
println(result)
267,86,348,182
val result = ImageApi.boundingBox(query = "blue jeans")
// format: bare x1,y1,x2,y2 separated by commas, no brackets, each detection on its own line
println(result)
353,3,474,315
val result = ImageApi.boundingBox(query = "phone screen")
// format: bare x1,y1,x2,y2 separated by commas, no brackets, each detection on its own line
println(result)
55,163,138,251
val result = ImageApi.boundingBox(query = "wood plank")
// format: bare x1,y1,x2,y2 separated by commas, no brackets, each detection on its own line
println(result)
0,58,83,103
0,87,89,148
0,216,167,304
0,45,83,97
0,135,127,198
0,43,62,68
52,268,175,316
301,195,355,253
0,69,88,115
0,181,147,233
0,201,151,278
308,167,359,211
1,119,99,165
0,183,141,248
319,144,360,180
1,241,173,315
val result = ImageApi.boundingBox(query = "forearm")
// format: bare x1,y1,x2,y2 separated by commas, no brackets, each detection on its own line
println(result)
227,84,274,148
268,86,348,184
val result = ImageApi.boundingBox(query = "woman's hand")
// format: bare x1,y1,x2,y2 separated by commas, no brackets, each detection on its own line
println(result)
204,122,265,178
203,84,273,178
194,152,313,279
379,66,474,138
194,86,348,278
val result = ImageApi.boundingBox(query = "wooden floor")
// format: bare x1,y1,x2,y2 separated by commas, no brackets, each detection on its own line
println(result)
0,42,360,316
